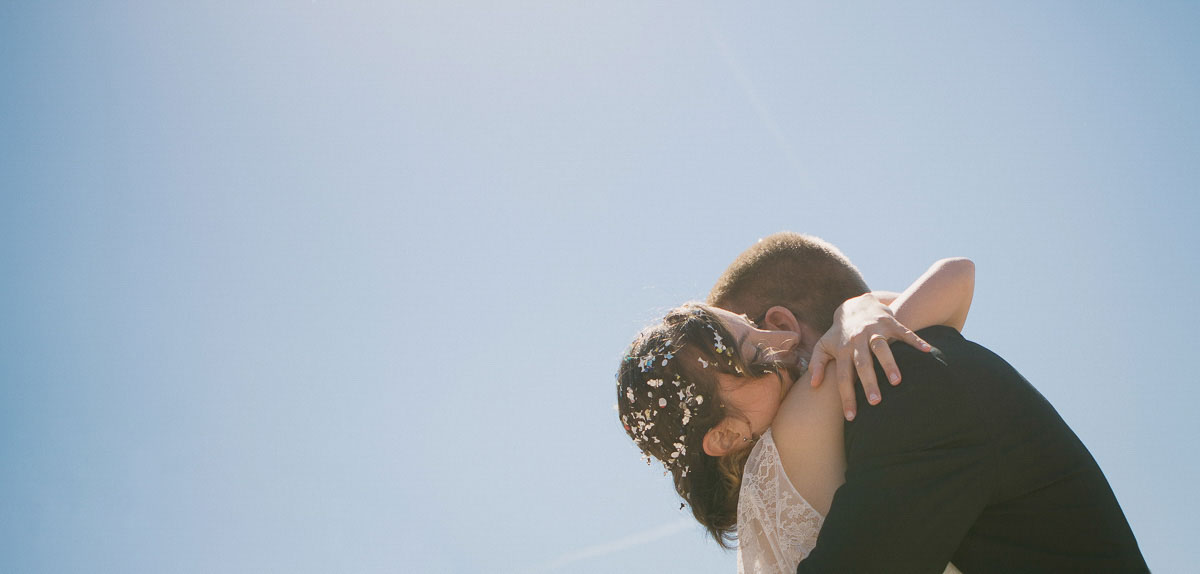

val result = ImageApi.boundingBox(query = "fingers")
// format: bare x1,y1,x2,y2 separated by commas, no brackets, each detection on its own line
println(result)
837,354,856,421
853,347,881,406
809,349,831,389
896,326,933,353
869,334,902,386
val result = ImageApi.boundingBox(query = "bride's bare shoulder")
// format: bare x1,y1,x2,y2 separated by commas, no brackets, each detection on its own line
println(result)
771,382,839,449
769,379,847,515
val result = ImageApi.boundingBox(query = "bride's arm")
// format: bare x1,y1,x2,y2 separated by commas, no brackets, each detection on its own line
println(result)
809,258,975,421
890,258,975,332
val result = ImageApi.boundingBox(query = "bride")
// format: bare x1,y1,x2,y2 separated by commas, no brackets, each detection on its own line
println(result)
616,246,973,573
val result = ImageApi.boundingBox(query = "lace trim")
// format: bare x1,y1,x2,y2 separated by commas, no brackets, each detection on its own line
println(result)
736,429,824,574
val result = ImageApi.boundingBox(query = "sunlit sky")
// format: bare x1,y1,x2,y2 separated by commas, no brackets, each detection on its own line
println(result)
2,2,1197,573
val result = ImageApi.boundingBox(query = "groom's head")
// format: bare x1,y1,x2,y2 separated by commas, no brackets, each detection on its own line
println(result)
708,233,869,333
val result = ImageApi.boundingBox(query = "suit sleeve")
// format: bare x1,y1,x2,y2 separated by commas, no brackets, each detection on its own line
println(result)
797,341,995,574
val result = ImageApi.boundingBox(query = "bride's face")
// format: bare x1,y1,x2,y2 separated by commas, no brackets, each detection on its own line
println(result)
709,307,804,372
708,307,803,436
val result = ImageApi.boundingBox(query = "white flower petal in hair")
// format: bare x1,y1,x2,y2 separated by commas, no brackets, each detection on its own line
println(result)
707,325,728,354
658,398,667,408
697,357,709,369
647,379,664,388
626,387,635,403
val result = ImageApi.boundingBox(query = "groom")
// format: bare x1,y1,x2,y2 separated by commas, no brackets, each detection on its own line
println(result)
708,233,1147,573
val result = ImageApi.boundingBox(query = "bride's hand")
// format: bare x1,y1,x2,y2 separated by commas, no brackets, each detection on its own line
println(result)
808,293,932,421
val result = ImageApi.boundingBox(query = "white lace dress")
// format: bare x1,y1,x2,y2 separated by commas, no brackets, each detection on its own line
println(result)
735,429,961,574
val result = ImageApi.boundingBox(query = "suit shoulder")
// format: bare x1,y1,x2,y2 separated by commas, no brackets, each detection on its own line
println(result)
848,327,986,454
911,325,965,350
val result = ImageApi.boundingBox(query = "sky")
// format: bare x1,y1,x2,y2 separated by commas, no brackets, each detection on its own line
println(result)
2,1,1197,573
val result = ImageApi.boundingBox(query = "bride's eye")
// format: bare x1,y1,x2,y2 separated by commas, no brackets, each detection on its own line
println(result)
748,342,766,364
736,336,762,366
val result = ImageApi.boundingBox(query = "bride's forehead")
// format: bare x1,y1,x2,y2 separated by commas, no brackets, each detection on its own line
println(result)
707,308,757,344
708,306,753,328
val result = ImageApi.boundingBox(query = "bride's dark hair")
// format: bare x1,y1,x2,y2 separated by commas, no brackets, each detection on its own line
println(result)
616,303,781,548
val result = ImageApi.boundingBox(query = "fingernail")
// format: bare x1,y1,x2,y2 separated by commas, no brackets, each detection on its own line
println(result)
922,342,932,351
889,373,901,384
845,410,855,421
868,393,880,404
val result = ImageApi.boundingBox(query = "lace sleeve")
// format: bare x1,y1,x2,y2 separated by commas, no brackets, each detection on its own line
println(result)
736,430,824,574
737,511,791,574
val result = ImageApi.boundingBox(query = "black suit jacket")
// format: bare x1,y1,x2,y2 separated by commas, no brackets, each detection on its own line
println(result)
796,326,1147,573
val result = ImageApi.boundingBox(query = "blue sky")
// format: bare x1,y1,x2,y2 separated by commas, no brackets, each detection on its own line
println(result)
2,2,1197,572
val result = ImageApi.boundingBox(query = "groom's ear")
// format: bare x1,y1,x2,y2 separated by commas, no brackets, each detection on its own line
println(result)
703,422,738,457
762,306,802,332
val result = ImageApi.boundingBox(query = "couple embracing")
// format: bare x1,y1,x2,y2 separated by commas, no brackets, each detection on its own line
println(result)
617,233,1147,573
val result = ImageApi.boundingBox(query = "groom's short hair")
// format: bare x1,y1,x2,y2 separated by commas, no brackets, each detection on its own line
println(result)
707,232,869,333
